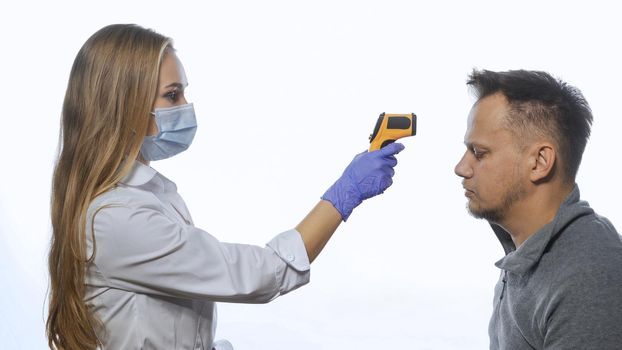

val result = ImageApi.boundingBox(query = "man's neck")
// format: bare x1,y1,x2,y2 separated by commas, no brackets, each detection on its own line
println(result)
497,184,573,247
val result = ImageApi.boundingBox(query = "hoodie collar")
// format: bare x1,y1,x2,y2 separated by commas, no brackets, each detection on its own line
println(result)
492,185,594,275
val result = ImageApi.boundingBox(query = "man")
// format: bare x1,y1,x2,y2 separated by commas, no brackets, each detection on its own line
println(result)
454,69,622,349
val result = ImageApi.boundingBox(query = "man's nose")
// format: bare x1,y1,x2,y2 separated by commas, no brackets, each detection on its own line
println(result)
454,152,473,178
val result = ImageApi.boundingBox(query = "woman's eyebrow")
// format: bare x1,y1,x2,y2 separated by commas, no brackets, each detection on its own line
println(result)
163,82,186,89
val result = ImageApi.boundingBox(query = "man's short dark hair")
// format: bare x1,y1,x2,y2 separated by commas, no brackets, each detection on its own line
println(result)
467,69,593,183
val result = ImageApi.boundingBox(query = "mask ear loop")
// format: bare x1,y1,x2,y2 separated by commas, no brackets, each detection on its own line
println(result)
126,128,143,163
148,110,159,135
133,128,150,164
113,128,139,187
134,111,156,162
128,129,137,158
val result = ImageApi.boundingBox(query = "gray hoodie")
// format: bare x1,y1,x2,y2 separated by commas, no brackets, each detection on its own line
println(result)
488,186,622,349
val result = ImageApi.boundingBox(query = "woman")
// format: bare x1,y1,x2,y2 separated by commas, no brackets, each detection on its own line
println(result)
47,24,404,350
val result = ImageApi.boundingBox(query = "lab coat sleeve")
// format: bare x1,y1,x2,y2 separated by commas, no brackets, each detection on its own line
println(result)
87,201,310,303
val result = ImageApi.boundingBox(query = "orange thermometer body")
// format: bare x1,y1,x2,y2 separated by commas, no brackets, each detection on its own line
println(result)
369,112,417,151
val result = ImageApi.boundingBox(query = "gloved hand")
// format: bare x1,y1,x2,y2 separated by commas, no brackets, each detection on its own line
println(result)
322,142,405,221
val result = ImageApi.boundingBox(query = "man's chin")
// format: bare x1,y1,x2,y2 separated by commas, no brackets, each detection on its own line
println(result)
467,202,482,218
467,208,485,220
468,204,502,223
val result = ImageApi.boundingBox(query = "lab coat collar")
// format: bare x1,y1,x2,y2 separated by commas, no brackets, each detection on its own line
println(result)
119,161,179,193
120,161,158,187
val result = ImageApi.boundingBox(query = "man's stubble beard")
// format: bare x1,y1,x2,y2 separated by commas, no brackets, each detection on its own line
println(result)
468,178,527,224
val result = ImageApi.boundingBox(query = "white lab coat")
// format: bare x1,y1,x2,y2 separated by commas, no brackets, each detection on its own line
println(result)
84,161,310,349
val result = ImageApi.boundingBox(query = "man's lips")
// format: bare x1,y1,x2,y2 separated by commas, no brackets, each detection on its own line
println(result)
463,186,475,198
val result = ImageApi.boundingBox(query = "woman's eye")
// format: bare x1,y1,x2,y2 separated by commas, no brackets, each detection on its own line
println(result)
165,90,178,102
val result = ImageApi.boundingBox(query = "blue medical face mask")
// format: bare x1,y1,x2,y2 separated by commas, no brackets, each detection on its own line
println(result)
140,103,197,161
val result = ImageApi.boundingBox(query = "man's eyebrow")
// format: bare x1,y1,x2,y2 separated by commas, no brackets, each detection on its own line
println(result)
464,141,489,149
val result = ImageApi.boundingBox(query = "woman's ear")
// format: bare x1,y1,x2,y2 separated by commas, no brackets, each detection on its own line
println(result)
530,143,557,183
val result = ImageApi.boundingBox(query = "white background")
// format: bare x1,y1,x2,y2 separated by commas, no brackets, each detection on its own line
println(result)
1,1,621,349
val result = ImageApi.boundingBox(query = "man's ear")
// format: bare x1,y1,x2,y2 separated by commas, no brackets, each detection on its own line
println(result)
530,143,557,183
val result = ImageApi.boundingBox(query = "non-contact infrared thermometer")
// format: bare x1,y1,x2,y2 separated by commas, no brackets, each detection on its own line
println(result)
369,112,417,151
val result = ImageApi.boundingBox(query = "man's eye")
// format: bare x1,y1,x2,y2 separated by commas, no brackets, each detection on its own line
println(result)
472,148,485,159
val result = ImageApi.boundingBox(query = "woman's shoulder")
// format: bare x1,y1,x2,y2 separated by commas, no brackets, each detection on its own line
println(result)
87,184,162,217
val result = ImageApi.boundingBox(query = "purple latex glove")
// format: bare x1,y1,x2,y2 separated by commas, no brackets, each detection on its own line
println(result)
322,142,405,221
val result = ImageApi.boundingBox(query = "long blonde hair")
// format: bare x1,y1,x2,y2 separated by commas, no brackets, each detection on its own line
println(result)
47,24,171,349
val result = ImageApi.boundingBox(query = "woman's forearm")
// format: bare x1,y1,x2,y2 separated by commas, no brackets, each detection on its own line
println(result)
295,200,342,263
